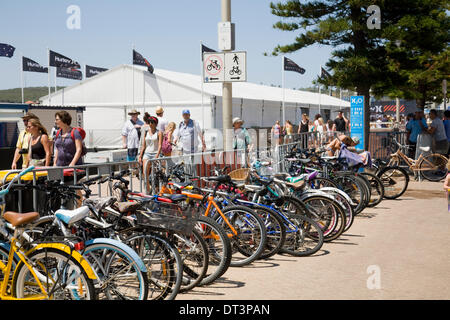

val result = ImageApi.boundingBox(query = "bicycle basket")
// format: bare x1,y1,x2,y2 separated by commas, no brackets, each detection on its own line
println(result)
228,168,250,182
135,201,198,235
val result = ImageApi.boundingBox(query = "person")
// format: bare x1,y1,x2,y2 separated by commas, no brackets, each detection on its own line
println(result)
155,105,168,133
232,117,252,166
443,110,450,156
334,111,348,133
427,109,448,155
122,109,144,161
271,120,282,145
298,114,309,134
26,118,51,167
326,119,336,142
314,116,326,146
173,109,206,154
443,160,450,212
139,113,163,193
11,112,39,169
406,111,428,159
53,111,84,167
283,120,294,144
326,135,370,165
161,122,176,157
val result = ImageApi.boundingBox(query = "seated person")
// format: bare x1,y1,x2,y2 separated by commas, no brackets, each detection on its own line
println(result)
326,135,371,166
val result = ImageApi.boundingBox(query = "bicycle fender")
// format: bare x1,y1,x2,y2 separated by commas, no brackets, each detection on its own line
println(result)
31,243,97,280
85,238,147,273
319,187,357,206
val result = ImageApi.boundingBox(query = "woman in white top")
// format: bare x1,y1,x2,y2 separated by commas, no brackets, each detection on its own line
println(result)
139,113,162,193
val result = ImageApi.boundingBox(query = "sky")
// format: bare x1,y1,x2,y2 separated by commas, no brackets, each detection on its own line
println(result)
0,0,335,91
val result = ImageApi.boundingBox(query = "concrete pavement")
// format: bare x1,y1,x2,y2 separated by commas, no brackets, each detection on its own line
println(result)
178,180,450,300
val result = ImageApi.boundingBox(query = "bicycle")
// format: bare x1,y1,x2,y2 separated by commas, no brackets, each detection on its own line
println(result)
0,167,97,300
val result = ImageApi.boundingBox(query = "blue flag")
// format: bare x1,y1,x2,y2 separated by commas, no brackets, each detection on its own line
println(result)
0,43,15,58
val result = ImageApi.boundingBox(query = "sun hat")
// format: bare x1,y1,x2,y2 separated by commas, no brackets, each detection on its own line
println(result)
128,109,140,115
232,117,244,125
155,106,164,114
351,137,360,146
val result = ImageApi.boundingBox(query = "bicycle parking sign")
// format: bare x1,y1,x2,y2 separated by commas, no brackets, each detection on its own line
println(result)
203,51,246,83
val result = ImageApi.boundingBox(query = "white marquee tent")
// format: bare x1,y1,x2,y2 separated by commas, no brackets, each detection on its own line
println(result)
40,64,350,149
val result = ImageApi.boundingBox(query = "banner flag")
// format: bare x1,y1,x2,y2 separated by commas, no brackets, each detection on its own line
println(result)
283,57,305,74
132,49,154,74
86,65,108,78
56,67,82,80
23,57,48,73
49,50,80,69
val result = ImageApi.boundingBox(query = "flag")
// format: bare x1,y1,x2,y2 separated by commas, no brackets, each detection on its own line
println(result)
133,49,154,74
49,50,80,69
320,66,332,79
22,57,48,73
86,65,108,78
0,43,15,58
56,67,82,80
201,44,217,61
283,57,305,74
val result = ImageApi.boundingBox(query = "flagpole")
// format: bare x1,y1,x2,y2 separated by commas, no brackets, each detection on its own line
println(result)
47,47,51,105
282,55,285,124
318,65,321,115
200,41,205,130
132,44,135,108
20,53,24,104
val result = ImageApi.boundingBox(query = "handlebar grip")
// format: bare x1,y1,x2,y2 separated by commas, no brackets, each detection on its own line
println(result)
19,166,35,177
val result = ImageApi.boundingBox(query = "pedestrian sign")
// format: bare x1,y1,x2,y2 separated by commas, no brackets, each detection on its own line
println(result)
203,51,246,83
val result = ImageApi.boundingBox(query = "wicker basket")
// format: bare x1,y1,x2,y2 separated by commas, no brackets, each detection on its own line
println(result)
228,168,250,182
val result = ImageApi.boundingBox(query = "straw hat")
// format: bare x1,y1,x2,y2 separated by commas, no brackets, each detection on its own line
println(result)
232,117,244,125
128,109,140,115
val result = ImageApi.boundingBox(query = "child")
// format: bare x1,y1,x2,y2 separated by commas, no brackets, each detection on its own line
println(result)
443,160,450,212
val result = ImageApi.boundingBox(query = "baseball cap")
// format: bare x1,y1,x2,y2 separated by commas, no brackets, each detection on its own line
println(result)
182,109,190,115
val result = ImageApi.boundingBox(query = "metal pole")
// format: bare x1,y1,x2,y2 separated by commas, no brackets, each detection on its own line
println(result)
47,47,51,105
222,0,233,151
20,53,24,104
282,55,285,124
395,97,400,123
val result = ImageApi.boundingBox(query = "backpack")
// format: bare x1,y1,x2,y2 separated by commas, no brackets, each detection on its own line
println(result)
55,127,88,157
161,132,173,155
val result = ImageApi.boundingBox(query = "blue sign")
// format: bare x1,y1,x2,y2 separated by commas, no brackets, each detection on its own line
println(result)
350,95,364,150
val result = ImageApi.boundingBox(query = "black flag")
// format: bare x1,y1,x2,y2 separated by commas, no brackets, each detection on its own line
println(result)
23,57,48,73
56,67,82,80
283,57,305,74
133,49,154,74
320,67,332,79
201,44,217,61
49,50,80,69
86,65,108,78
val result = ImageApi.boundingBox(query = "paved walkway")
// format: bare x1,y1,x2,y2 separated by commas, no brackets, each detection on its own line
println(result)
178,180,450,300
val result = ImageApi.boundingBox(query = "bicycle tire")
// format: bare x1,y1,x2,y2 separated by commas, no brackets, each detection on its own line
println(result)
13,247,96,300
218,205,267,267
251,205,286,260
332,174,367,215
376,166,409,199
361,172,385,207
125,233,182,300
195,215,232,286
279,214,324,257
319,187,355,232
174,229,209,293
419,153,448,182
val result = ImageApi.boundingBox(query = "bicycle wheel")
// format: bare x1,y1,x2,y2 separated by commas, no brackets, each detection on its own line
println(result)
125,233,182,300
377,166,409,199
361,172,385,207
308,177,339,189
82,241,149,300
251,205,286,260
419,153,448,182
13,247,96,300
333,174,367,215
299,194,346,242
195,215,232,286
172,229,209,293
216,205,267,267
279,214,324,257
319,188,355,232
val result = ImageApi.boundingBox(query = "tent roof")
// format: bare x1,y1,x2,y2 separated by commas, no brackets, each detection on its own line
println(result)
40,64,349,108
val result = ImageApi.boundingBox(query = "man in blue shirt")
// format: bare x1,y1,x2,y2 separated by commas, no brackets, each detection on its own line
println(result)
443,110,450,156
405,111,428,159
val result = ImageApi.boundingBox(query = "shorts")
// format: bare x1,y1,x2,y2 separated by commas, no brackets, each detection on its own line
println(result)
127,148,138,162
143,152,157,160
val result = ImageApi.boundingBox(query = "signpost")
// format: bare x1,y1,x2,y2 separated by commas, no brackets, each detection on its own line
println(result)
203,51,246,83
350,95,365,150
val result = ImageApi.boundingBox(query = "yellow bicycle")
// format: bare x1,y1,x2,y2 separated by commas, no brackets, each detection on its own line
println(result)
0,167,97,300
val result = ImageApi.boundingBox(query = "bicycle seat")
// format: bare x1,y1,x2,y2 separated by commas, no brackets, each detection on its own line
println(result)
206,175,232,184
3,211,39,227
116,201,141,214
284,180,306,191
55,206,90,226
419,146,430,152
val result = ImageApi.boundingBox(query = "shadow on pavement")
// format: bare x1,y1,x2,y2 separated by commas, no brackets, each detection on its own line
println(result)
240,260,280,269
